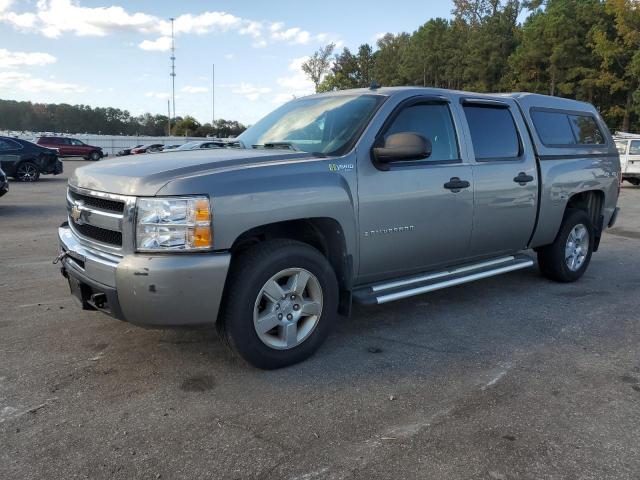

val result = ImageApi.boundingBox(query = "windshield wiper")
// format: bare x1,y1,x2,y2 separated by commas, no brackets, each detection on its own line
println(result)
252,142,300,151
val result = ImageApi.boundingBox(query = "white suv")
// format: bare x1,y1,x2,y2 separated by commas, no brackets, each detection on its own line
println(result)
615,133,640,186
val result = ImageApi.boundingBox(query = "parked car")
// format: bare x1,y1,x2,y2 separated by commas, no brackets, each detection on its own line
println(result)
1,136,62,182
58,87,620,369
161,144,182,152
116,145,143,157
37,136,103,161
173,141,223,151
0,167,8,196
614,132,640,185
131,144,164,154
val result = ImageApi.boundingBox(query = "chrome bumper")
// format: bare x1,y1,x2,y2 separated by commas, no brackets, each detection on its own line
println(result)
58,224,231,327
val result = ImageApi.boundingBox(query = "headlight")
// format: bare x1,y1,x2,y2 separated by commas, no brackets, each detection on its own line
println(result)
136,196,212,251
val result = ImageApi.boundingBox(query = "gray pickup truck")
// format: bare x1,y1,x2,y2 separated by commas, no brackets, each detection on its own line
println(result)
57,87,621,368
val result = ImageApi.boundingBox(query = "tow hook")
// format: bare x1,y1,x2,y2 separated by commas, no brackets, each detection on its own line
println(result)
53,251,69,265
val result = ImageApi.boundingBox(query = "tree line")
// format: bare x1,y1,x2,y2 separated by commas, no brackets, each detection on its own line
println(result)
302,0,640,132
0,98,247,138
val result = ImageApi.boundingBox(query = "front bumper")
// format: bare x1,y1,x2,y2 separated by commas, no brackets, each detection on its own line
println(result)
58,224,231,328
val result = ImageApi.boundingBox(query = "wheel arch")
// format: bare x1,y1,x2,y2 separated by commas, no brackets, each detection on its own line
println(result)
229,217,353,315
565,190,605,251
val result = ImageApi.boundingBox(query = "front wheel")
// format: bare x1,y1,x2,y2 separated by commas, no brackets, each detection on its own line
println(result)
537,208,594,282
14,161,40,182
219,239,338,369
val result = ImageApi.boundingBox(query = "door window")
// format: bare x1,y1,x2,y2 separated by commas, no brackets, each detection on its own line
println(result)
383,103,459,162
629,141,640,155
0,139,19,151
463,105,520,160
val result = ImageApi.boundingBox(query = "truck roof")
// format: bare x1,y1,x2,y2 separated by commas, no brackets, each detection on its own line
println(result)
310,86,597,114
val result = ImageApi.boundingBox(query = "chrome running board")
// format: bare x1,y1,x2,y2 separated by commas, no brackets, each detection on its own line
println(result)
353,255,534,305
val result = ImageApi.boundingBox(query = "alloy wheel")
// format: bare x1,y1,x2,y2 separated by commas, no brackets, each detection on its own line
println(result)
253,268,323,350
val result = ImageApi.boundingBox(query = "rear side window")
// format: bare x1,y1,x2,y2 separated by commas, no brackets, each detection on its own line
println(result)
0,139,20,151
531,109,605,146
384,103,459,162
463,105,520,160
569,115,605,144
531,111,575,146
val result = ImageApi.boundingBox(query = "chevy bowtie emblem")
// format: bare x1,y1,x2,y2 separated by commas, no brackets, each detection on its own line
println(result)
70,204,82,223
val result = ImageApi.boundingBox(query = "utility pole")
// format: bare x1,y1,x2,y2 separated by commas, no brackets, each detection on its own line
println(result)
167,99,171,136
211,63,216,131
170,17,176,119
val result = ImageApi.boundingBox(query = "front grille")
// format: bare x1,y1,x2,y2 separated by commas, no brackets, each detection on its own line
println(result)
71,218,122,247
69,190,125,213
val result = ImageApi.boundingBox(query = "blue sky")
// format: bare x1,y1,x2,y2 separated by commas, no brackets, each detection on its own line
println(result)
0,0,457,124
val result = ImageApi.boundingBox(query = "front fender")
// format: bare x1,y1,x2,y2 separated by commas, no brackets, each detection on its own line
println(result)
157,156,358,258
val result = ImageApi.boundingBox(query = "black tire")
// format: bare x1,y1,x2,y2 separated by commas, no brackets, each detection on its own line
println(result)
14,161,40,182
219,239,339,369
537,208,594,282
89,151,101,161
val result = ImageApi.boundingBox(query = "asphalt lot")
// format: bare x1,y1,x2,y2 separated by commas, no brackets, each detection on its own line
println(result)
1,159,639,480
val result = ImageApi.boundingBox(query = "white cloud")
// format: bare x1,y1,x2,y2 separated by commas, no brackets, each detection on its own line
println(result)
0,49,56,68
0,0,13,13
271,27,311,45
0,1,335,50
169,11,242,36
239,20,262,38
276,57,315,96
34,0,159,38
145,91,171,100
139,36,172,52
229,82,271,101
0,71,84,93
182,85,208,94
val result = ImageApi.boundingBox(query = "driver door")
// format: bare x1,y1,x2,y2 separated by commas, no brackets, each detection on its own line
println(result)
357,98,474,283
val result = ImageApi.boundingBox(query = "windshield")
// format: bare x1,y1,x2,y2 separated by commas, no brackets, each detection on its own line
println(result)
237,94,385,155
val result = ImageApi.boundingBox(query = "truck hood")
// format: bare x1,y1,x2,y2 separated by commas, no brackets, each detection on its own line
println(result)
70,148,314,196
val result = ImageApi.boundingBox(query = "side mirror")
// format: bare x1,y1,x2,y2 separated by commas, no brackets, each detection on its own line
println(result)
372,132,432,164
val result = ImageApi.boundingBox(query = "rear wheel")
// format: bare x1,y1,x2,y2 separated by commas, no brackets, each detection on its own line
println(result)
537,208,593,282
219,239,338,369
14,161,40,182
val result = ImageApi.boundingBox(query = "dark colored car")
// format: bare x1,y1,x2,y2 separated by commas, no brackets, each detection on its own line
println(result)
0,167,8,196
174,141,223,151
131,143,164,154
0,136,62,182
116,144,143,157
37,136,103,161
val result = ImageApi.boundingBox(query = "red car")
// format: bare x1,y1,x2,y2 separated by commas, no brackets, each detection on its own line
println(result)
37,136,103,161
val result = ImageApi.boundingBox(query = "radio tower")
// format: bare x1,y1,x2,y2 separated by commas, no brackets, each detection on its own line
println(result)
169,17,176,120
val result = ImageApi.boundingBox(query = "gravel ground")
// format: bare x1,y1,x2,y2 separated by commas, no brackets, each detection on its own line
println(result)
1,160,639,480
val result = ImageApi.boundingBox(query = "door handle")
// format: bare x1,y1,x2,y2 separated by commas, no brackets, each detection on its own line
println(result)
443,177,470,191
513,172,534,185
